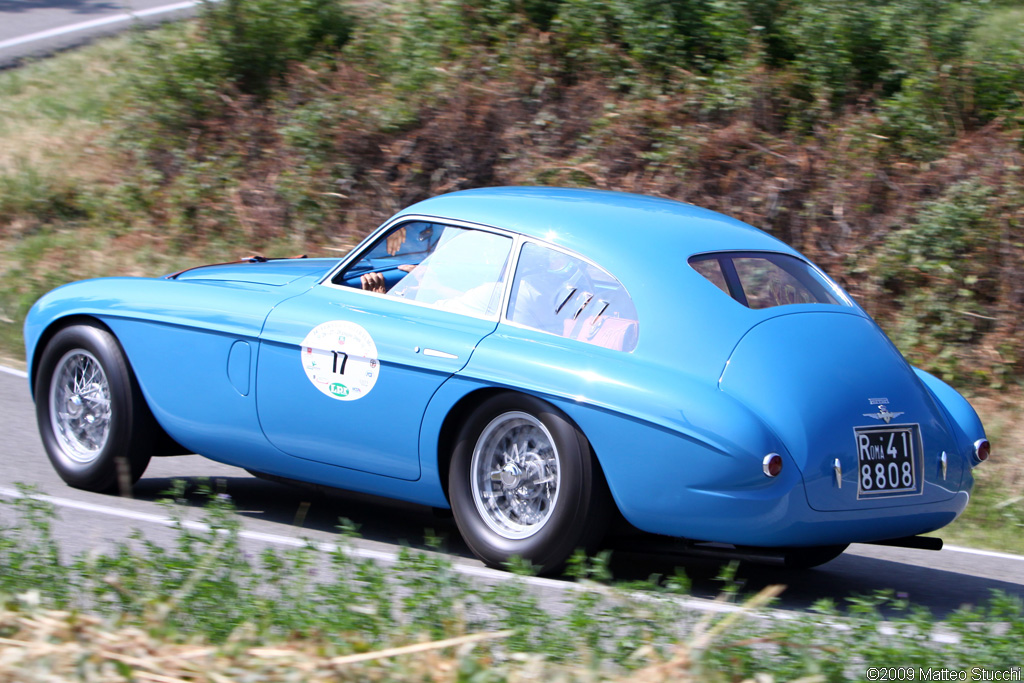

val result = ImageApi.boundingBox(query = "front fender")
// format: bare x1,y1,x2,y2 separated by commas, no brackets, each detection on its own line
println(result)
24,275,321,396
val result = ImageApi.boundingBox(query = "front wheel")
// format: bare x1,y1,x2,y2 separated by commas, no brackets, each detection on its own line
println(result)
34,324,152,494
449,393,610,575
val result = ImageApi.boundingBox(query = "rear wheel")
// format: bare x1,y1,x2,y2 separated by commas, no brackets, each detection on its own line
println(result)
35,324,152,494
449,393,609,575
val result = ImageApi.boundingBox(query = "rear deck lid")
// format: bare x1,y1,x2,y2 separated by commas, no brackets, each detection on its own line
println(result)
719,311,965,511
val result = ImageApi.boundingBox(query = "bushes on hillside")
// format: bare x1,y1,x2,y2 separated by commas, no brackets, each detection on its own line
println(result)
131,0,352,132
877,181,1013,384
129,0,1024,145
105,0,1024,387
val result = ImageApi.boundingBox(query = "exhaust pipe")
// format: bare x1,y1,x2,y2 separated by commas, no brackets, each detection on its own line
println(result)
867,535,943,551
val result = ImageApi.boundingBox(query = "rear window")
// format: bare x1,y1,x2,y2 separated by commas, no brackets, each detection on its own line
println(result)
689,252,845,309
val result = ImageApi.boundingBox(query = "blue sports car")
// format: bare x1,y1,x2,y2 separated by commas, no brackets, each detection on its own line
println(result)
24,187,989,573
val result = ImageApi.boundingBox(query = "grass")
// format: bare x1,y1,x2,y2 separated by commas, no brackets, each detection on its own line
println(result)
0,32,316,362
0,35,138,357
0,34,138,233
935,397,1024,554
1,486,1023,681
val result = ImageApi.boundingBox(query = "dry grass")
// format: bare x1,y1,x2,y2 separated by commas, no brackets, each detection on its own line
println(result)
0,36,133,181
931,396,1024,552
0,587,809,683
973,397,1024,498
0,606,507,683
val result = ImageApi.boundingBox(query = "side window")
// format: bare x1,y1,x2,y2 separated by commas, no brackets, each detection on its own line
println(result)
507,242,638,352
335,221,439,289
335,222,513,317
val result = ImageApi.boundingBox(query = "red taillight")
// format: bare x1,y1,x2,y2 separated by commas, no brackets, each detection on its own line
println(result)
975,439,991,463
762,453,783,478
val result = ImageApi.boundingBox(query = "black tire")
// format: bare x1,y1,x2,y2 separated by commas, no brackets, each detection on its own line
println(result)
781,544,849,569
34,324,153,494
449,393,610,575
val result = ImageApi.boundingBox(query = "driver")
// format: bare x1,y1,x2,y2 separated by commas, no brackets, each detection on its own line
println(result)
361,228,511,318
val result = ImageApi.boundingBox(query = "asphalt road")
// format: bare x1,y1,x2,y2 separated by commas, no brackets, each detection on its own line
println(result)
1,368,1022,618
0,0,201,67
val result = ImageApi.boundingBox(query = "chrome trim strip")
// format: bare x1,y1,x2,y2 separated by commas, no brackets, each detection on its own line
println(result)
423,348,459,360
973,438,990,463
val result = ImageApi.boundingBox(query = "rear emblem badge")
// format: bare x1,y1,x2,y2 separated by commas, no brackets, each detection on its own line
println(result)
863,398,904,424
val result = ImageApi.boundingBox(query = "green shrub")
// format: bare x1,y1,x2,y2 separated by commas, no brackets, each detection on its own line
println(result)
877,180,1000,383
203,0,353,97
550,0,759,82
0,161,90,231
967,7,1024,121
129,0,353,134
4,487,1024,680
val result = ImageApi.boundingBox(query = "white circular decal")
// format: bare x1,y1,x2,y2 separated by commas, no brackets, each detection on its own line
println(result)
300,320,379,401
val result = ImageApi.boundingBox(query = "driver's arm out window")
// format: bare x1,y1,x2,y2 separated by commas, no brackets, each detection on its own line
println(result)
334,221,439,291
507,242,638,352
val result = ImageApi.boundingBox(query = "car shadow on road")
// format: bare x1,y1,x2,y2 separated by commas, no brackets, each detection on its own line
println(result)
607,547,1023,618
131,473,471,555
130,472,1022,619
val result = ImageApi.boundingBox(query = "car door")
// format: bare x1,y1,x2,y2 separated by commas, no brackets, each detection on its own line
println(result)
255,221,514,481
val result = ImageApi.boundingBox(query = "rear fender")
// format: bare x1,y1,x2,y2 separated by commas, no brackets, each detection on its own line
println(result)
431,331,792,534
913,367,986,461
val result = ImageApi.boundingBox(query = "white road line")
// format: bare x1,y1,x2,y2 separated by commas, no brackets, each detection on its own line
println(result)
0,484,396,564
0,485,740,614
0,1,202,52
0,365,28,379
0,486,1009,642
943,544,1024,562
7,473,1019,566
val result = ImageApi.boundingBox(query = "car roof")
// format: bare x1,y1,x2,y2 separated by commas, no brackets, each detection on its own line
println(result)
390,187,846,373
393,186,798,266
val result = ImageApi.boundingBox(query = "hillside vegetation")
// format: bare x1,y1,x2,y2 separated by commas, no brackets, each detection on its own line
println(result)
3,0,1024,385
1,0,1023,542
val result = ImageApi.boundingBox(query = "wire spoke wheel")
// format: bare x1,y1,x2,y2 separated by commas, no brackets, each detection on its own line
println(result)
48,349,112,464
471,411,561,540
450,393,610,574
35,324,153,493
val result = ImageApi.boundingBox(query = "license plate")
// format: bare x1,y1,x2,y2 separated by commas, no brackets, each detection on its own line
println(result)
854,424,923,499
